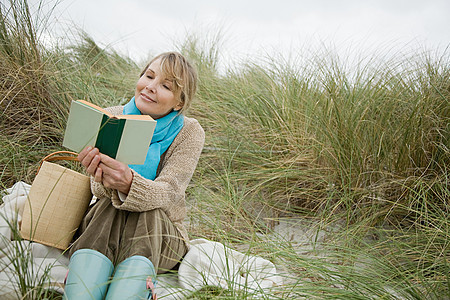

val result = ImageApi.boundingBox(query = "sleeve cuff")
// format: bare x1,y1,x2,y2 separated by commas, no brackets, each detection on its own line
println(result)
117,190,127,202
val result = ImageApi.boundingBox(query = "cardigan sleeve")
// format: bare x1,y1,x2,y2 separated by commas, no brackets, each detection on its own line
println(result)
90,178,113,199
110,118,205,221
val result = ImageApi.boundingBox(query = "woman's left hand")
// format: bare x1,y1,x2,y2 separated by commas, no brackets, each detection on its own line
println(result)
97,154,133,195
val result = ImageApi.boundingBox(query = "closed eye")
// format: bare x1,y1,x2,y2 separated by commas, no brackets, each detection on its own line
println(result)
145,68,155,79
163,81,173,90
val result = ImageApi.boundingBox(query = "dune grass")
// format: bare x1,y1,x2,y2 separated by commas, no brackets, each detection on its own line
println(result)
0,0,449,299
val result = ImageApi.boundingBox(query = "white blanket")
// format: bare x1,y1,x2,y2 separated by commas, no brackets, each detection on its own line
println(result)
0,182,282,299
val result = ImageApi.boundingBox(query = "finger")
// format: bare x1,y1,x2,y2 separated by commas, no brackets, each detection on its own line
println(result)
98,161,114,175
99,154,131,177
98,153,118,168
77,146,92,162
81,148,99,168
94,166,102,183
86,154,101,176
101,172,114,189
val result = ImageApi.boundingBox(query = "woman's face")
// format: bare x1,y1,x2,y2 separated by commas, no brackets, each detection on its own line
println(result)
135,58,182,119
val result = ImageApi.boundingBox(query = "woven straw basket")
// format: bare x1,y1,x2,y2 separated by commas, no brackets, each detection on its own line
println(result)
20,151,92,250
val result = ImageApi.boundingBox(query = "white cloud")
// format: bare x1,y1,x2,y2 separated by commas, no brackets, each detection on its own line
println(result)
30,0,450,65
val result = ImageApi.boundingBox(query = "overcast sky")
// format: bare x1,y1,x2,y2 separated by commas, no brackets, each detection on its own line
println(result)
36,0,450,67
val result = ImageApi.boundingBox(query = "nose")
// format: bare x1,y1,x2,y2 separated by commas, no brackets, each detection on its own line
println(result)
145,81,157,93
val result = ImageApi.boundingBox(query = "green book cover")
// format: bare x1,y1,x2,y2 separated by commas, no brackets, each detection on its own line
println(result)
62,100,156,164
95,115,126,159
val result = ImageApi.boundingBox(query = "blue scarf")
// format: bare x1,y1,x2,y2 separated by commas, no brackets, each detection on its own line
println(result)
123,97,184,180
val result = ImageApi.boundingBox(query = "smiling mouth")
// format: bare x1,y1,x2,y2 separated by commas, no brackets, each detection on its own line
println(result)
140,93,156,103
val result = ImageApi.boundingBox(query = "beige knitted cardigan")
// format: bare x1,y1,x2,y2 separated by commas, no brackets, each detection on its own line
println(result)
89,106,205,246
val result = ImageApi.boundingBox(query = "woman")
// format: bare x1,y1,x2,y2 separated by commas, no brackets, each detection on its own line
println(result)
63,52,205,300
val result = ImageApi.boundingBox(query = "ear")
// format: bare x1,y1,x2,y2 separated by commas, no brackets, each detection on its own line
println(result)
174,101,184,111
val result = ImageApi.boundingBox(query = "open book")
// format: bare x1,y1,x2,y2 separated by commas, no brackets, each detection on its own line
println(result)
62,100,156,164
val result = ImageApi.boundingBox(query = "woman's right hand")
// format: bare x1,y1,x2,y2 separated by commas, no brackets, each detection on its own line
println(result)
78,146,102,182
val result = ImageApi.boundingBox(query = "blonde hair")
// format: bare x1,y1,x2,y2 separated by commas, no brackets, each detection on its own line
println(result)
140,52,197,114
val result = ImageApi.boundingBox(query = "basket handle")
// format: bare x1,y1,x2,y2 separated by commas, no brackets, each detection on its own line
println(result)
37,151,80,174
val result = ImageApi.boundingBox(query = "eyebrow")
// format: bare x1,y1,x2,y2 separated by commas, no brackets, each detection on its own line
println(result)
145,65,173,84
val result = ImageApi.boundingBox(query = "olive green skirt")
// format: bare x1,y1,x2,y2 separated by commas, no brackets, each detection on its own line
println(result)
68,197,188,274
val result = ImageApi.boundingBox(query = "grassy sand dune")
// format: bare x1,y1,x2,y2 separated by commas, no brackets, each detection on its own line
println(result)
0,0,448,299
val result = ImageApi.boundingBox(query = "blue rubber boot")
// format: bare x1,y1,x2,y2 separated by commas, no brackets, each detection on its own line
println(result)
105,255,157,300
63,249,114,300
